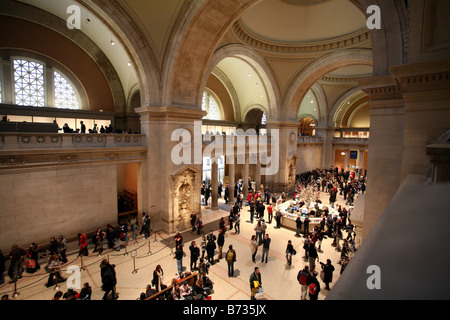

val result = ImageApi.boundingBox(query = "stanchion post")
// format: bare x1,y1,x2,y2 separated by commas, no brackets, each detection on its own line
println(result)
124,243,128,256
13,276,20,298
132,250,137,274
54,271,60,291
80,255,85,271
148,239,152,255
153,229,157,243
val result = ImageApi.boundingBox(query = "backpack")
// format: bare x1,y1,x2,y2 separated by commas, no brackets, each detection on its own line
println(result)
299,271,308,285
226,250,234,262
308,282,317,295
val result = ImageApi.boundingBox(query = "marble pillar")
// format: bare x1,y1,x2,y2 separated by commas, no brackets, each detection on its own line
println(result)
359,76,405,240
211,158,219,210
135,106,205,234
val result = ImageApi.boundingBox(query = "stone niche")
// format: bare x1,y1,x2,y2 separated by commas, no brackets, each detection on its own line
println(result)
288,155,298,190
169,165,202,233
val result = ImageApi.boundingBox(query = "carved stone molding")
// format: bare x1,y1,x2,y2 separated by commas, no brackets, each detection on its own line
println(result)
232,20,371,54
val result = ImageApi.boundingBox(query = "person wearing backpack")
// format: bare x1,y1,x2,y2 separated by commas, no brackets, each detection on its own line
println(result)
297,265,311,300
225,245,237,277
308,271,320,300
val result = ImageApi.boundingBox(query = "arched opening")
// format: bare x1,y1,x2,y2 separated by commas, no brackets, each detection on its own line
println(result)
298,117,316,137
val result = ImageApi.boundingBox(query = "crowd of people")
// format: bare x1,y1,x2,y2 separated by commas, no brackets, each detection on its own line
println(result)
0,167,364,300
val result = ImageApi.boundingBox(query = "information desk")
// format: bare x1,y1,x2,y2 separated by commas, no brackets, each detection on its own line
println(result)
278,200,340,232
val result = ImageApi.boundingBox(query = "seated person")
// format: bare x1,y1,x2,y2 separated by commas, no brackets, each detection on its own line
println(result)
202,276,213,295
179,281,193,300
145,284,157,298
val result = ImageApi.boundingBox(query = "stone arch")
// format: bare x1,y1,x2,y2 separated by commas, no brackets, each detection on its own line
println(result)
204,44,281,121
282,48,373,121
356,0,408,75
83,0,162,109
328,86,365,127
163,0,260,109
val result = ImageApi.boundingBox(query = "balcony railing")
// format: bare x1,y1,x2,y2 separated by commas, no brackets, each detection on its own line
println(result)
0,133,146,150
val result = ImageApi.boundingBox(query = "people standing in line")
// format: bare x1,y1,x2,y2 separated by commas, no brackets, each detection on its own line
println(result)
217,229,225,260
225,245,237,277
93,228,106,255
129,214,138,242
189,241,200,271
25,243,40,274
320,259,335,290
58,235,68,263
297,265,311,300
8,244,26,283
175,245,184,275
100,259,117,300
261,234,271,264
141,212,151,239
250,235,258,263
249,267,262,300
285,240,295,266
45,254,65,288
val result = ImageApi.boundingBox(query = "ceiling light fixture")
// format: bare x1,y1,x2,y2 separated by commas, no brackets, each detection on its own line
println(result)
111,40,115,46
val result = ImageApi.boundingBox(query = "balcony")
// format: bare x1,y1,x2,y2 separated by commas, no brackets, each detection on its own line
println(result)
0,132,147,169
0,132,145,150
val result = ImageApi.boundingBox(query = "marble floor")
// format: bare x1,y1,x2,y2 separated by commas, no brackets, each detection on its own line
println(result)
0,189,362,301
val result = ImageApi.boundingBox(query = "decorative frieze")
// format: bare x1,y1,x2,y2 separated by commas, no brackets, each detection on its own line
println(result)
232,20,371,54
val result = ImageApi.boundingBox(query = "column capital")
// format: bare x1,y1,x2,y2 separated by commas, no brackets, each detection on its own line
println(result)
135,106,206,121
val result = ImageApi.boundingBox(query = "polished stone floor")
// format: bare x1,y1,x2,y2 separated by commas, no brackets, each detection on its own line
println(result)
0,188,363,300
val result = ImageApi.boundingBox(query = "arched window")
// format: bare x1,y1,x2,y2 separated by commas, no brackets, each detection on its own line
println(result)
54,71,80,110
4,57,81,109
13,59,45,107
202,90,222,120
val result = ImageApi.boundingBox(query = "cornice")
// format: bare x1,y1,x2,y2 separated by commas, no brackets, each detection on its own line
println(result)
232,20,371,55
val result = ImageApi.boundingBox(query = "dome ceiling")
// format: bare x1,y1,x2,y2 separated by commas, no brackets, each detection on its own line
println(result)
239,0,367,44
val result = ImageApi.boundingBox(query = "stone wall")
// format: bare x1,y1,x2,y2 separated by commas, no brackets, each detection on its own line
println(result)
0,164,117,252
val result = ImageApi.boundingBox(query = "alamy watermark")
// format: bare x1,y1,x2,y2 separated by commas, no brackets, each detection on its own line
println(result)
170,121,279,176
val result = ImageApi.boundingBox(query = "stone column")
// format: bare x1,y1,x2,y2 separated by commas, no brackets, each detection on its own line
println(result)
243,154,249,197
228,156,235,205
135,106,205,233
316,126,335,169
344,149,350,171
391,59,450,182
359,76,405,240
359,149,365,172
211,157,219,210
265,121,298,192
255,155,261,191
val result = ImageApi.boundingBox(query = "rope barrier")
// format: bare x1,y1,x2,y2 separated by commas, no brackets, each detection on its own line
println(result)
0,229,175,299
